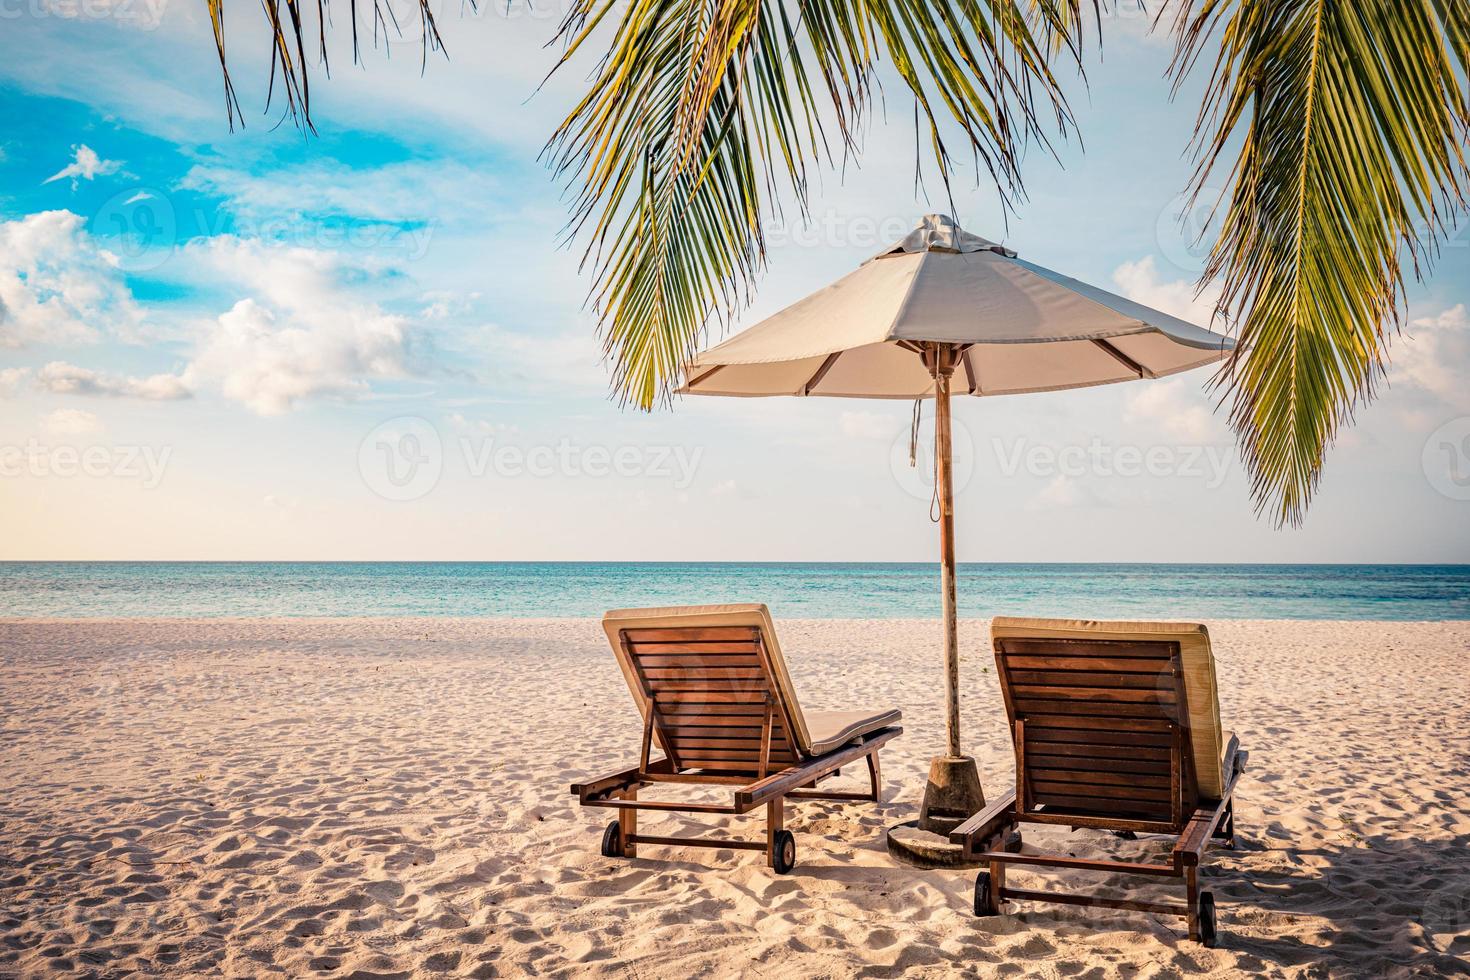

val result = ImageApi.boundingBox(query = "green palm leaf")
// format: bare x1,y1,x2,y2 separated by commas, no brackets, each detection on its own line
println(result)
1169,0,1470,525
206,0,457,130
545,0,1087,408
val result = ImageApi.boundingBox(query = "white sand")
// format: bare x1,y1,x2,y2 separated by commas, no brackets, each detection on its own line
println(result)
2,617,1468,978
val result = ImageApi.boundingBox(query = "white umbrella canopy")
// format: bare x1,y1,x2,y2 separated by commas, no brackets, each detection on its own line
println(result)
678,214,1235,835
681,213,1233,399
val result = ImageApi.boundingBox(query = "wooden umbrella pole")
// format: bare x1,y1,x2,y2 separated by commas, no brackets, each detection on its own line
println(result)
931,345,962,758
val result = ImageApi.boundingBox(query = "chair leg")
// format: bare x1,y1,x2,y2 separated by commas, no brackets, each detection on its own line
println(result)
766,799,784,868
866,751,883,803
989,857,1005,910
1184,866,1200,942
619,787,638,858
1213,800,1236,849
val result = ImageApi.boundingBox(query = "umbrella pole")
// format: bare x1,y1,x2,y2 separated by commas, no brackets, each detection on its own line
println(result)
917,343,985,836
935,352,962,759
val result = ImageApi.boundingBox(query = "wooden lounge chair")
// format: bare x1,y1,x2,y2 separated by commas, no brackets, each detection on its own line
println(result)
950,617,1247,946
572,604,902,873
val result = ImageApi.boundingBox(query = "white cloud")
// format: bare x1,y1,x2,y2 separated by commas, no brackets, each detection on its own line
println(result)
1388,304,1470,415
43,145,123,189
40,407,101,435
180,238,421,415
185,298,409,415
1111,255,1222,325
0,366,30,396
1123,378,1222,443
37,360,190,400
0,210,144,348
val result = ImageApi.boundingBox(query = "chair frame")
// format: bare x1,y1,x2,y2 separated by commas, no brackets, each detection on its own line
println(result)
949,635,1247,943
572,625,901,870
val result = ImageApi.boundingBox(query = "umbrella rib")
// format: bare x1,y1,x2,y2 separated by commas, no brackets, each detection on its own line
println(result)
800,352,843,396
1091,339,1154,380
960,348,981,395
686,364,726,389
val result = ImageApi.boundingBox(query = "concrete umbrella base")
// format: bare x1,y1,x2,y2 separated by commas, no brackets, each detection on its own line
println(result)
919,755,986,835
885,819,984,869
886,755,988,869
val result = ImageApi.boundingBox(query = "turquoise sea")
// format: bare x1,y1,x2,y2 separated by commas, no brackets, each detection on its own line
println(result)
0,562,1467,620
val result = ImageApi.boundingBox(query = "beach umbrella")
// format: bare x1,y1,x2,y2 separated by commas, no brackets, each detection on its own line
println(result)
679,214,1235,834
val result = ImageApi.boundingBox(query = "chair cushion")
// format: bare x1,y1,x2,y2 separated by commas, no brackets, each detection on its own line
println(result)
991,617,1227,799
803,709,903,756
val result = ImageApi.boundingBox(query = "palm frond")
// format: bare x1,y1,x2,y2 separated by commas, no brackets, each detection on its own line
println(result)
1169,0,1470,525
545,0,1086,409
206,0,463,131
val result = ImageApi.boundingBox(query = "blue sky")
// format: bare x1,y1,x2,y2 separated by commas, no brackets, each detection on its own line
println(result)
1,4,1468,561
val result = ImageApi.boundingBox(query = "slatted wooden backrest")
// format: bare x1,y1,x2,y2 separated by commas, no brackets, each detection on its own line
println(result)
993,636,1197,831
617,626,800,775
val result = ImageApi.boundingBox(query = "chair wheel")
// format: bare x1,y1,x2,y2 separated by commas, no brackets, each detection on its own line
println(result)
973,871,999,916
772,830,796,874
1113,829,1138,841
1004,830,1023,853
600,819,622,858
1198,890,1218,947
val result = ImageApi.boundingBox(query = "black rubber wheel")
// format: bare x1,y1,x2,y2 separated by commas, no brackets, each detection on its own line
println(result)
973,871,998,917
1112,829,1139,841
600,819,622,858
1198,891,1218,947
1004,829,1023,853
772,830,797,874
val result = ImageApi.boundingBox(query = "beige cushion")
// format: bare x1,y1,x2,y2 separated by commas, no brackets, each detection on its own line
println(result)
601,604,900,759
805,709,904,755
991,617,1227,799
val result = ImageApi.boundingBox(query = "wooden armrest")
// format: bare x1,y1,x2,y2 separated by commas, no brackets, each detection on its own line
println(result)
1173,741,1246,866
571,757,676,798
949,786,1018,846
735,727,900,810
